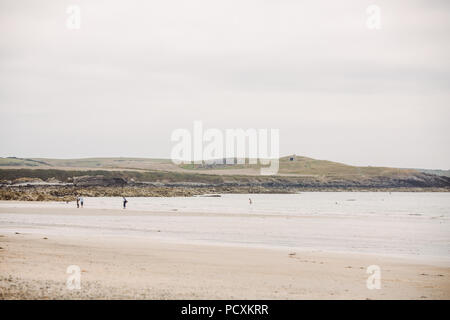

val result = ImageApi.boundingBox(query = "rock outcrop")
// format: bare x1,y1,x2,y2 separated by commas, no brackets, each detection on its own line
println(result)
72,175,127,187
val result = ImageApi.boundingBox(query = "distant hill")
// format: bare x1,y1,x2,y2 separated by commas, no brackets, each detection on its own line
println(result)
0,157,50,167
180,155,420,178
1,156,449,190
0,155,425,178
0,157,180,172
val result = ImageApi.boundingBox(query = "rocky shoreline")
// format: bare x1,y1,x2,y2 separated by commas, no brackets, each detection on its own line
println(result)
1,170,449,201
1,184,449,202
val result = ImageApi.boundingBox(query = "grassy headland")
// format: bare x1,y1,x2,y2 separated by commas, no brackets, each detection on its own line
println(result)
0,156,449,201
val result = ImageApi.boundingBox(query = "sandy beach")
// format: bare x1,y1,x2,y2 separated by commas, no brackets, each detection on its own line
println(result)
1,200,449,300
1,229,449,300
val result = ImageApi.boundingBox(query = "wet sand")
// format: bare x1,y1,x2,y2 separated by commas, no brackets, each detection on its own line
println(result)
0,206,449,299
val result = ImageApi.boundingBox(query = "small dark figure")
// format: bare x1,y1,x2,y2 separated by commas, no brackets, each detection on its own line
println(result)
249,198,252,205
123,197,128,209
80,197,84,208
76,196,80,208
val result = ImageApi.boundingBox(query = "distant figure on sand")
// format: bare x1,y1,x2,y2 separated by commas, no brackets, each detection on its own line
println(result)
249,198,252,205
123,197,128,209
80,197,84,208
76,196,80,208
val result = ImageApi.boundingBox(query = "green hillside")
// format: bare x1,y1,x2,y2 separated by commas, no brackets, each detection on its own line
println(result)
0,155,422,177
180,155,417,177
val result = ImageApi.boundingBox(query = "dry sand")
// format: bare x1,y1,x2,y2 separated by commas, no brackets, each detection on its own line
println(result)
1,229,449,299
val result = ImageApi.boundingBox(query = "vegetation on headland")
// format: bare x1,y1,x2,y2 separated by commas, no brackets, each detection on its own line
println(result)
1,155,448,178
0,168,225,184
0,155,449,201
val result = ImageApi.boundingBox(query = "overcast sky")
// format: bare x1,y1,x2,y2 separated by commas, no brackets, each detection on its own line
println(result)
0,0,449,169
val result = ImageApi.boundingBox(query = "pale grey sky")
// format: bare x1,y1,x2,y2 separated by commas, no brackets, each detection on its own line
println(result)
0,0,449,169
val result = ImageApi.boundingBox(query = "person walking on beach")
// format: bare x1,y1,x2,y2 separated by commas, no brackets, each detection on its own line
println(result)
76,196,80,208
249,198,252,205
123,197,128,209
80,197,84,208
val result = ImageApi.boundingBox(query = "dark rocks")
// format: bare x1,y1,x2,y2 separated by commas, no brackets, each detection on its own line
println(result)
73,175,127,187
0,170,449,202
